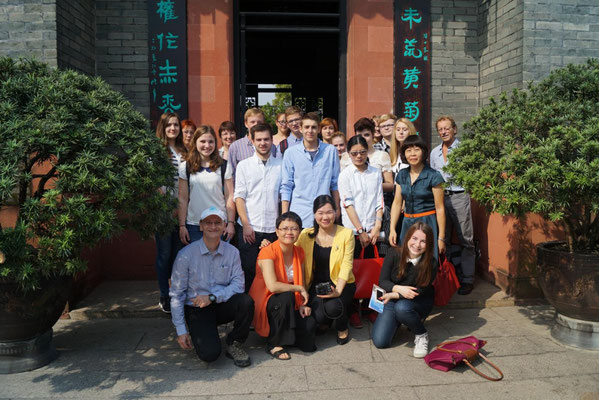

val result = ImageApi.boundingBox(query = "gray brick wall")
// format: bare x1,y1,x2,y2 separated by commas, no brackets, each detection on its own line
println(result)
0,0,57,66
430,0,480,147
523,0,599,83
56,0,95,75
95,0,149,118
478,0,524,107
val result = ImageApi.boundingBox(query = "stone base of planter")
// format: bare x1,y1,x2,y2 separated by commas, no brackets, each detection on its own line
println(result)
552,313,599,351
0,329,57,374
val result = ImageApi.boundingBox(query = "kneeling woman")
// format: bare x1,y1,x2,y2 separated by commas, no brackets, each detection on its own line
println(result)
296,195,356,345
249,212,317,360
371,222,438,358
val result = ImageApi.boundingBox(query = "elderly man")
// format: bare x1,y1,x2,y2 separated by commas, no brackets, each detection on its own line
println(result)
170,206,254,367
430,116,476,295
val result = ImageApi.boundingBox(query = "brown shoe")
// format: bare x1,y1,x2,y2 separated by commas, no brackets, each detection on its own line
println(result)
226,341,251,367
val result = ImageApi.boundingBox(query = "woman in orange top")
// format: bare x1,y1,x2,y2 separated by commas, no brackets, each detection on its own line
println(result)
249,212,317,360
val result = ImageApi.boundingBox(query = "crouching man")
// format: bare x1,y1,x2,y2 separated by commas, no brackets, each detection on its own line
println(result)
170,206,254,367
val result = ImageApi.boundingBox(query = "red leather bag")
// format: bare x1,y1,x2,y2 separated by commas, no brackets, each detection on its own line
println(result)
433,254,460,306
424,336,504,381
353,246,384,299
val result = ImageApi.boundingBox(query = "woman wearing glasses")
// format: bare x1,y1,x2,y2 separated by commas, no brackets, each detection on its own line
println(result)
249,212,317,360
272,112,289,148
338,135,384,327
296,195,356,345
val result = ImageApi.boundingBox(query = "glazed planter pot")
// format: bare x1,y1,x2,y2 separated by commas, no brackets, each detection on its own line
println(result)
0,276,71,373
537,241,599,350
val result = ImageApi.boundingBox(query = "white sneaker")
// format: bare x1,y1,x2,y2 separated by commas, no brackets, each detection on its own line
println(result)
413,333,429,358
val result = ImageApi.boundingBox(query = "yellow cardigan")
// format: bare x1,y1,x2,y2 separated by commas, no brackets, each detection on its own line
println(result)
296,224,356,288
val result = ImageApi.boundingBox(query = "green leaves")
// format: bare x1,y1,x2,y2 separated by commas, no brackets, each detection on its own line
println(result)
0,57,176,292
447,59,599,252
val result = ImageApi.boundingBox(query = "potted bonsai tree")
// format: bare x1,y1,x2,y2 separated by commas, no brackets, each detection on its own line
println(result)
0,58,177,372
445,59,599,350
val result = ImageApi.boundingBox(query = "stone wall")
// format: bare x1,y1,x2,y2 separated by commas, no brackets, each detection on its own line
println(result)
56,0,95,75
430,0,479,146
95,0,150,118
0,0,57,66
523,0,599,83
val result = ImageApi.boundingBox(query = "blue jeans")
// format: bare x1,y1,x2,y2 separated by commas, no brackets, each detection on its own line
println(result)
154,228,183,298
186,224,203,243
371,295,434,349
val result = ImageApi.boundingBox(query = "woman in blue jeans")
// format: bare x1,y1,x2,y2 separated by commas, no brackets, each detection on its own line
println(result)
371,222,438,358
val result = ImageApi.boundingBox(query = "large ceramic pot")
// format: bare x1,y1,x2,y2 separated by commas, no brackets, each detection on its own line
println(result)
537,241,599,350
0,276,71,373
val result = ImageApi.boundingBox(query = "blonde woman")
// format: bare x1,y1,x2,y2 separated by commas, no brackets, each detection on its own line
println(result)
390,118,417,174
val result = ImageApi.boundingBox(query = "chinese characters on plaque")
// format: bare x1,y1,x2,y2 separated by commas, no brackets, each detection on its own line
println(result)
148,0,188,127
395,1,430,139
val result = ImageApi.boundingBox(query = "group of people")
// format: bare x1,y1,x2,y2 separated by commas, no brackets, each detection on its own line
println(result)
154,106,476,368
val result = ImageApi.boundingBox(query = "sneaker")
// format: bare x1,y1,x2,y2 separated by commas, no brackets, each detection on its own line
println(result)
413,333,429,358
349,312,363,329
158,296,171,313
226,341,251,368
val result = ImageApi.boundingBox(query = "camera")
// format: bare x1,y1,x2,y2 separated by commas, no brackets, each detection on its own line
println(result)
315,282,333,295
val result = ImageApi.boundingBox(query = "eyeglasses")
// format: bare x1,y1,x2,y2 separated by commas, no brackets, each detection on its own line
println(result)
278,226,300,233
277,120,287,125
349,150,368,157
287,118,301,125
379,123,394,129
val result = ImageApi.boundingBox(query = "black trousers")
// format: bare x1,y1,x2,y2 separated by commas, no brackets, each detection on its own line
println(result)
236,224,277,293
309,282,356,331
266,291,317,352
184,293,254,362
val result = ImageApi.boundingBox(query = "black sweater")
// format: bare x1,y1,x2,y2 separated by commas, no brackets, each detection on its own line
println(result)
378,249,438,299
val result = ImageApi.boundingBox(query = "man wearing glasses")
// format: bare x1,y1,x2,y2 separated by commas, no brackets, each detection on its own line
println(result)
430,116,476,296
277,106,304,156
374,113,397,153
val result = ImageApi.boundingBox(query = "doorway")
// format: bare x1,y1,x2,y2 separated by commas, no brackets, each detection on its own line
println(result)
234,0,346,134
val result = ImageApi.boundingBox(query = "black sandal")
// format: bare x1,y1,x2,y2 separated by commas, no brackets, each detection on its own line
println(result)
266,345,291,360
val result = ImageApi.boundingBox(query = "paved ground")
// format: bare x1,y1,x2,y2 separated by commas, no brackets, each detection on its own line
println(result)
1,281,598,399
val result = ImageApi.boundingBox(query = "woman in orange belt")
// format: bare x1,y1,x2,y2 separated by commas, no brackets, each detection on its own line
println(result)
389,135,446,256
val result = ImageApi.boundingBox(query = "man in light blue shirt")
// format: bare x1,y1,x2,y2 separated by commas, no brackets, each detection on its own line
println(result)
430,116,476,295
170,206,254,367
281,112,341,227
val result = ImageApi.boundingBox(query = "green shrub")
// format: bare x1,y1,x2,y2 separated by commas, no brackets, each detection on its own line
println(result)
445,59,599,253
0,58,176,292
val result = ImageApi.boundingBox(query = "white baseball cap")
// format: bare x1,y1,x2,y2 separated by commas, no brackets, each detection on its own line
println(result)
200,206,226,222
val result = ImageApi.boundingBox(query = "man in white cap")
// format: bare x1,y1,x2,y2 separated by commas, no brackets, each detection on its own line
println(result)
169,206,254,367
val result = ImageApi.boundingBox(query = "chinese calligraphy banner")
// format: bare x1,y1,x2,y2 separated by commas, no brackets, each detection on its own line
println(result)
148,0,188,127
394,0,430,140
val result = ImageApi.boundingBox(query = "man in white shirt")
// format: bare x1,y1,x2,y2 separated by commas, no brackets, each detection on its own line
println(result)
430,115,476,295
234,123,282,291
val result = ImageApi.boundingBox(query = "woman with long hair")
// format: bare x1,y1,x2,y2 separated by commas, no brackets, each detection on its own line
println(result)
371,222,438,358
389,118,417,174
178,125,235,244
272,112,289,148
154,112,186,313
296,195,356,345
249,212,317,360
389,135,446,256
181,119,196,150
319,117,338,144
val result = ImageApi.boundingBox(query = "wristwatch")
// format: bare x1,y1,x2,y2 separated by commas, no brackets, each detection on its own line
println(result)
208,294,216,303
356,227,365,234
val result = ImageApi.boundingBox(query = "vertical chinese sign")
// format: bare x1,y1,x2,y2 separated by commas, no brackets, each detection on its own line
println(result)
148,0,188,128
394,1,430,141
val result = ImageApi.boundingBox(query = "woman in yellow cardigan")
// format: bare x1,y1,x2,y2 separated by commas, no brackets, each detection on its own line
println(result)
296,195,356,345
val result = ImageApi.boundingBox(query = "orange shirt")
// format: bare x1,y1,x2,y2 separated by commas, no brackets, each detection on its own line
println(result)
248,241,305,338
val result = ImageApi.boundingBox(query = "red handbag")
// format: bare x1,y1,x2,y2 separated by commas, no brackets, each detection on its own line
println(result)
433,254,460,306
424,336,504,381
352,246,384,299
